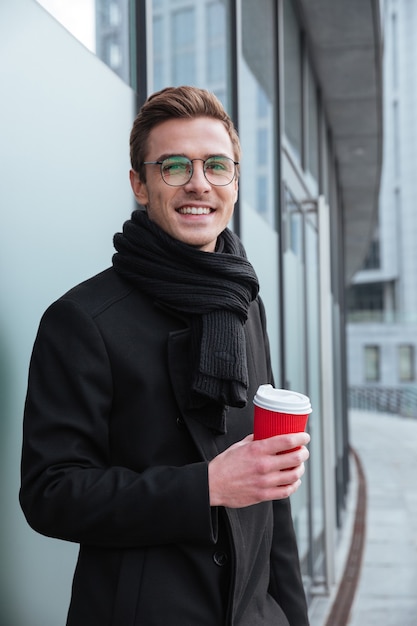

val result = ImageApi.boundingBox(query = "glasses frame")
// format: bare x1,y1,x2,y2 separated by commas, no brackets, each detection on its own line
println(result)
142,155,239,187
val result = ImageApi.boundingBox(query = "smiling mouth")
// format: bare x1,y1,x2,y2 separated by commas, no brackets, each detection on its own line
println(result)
177,207,213,215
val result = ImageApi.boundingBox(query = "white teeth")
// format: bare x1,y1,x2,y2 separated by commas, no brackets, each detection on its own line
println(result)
178,207,211,215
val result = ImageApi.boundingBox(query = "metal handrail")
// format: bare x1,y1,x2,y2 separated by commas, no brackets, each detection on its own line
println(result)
348,386,417,418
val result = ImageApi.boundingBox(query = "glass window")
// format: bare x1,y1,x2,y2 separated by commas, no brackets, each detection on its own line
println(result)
347,283,384,315
392,11,398,90
238,0,281,379
172,9,196,84
257,128,268,166
364,346,380,382
150,0,229,110
257,176,268,216
290,210,302,256
283,188,306,391
257,87,269,118
399,345,414,382
109,3,121,26
240,1,277,228
362,237,381,270
283,0,302,160
281,188,308,575
393,100,400,177
307,61,319,181
304,213,325,581
206,3,226,84
153,16,164,90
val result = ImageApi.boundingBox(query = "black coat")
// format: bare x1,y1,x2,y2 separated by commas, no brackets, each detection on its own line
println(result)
20,268,309,626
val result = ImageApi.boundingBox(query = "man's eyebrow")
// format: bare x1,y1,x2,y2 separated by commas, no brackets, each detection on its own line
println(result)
156,153,188,160
156,152,231,160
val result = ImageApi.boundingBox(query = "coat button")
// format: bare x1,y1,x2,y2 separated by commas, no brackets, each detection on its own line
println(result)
176,417,186,430
213,551,228,567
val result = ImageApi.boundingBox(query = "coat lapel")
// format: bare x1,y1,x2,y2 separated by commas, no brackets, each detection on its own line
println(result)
167,328,222,461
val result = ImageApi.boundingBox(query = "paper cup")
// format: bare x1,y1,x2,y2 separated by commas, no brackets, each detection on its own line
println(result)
253,384,312,441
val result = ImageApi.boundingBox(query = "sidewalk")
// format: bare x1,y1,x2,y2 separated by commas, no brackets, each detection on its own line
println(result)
347,410,417,625
309,409,417,626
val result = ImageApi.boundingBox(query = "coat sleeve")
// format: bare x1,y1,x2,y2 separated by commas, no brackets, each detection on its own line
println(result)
19,297,216,548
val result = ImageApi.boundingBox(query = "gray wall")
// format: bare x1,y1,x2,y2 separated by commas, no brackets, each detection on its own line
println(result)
0,1,135,623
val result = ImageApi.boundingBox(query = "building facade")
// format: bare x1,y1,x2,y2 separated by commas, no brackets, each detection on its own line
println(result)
0,0,382,623
347,0,417,417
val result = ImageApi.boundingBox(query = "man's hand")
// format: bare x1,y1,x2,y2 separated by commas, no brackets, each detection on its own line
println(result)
208,433,310,508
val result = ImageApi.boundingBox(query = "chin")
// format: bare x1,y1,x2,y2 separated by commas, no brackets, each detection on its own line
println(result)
185,239,216,252
177,232,217,251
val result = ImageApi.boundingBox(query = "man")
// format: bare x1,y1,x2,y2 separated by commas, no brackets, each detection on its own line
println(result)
20,86,310,625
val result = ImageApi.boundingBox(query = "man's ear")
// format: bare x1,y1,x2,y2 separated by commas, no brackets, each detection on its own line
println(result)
233,177,239,204
129,169,149,206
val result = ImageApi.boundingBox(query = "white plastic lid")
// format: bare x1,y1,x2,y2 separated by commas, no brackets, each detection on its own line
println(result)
253,384,312,414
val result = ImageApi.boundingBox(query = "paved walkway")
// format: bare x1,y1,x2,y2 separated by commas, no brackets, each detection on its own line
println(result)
347,410,417,625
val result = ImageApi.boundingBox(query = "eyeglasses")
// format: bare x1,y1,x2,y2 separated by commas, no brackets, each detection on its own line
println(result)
142,155,239,187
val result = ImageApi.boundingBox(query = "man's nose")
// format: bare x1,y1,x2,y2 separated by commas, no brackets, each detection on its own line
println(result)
184,160,211,191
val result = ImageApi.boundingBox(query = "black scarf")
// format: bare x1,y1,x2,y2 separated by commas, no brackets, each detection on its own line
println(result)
112,210,259,432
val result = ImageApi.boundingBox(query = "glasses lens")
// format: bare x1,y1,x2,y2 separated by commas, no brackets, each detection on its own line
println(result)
160,156,191,186
204,156,235,185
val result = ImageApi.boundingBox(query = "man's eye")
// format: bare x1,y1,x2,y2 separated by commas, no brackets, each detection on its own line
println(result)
162,161,190,175
206,159,227,171
163,161,188,173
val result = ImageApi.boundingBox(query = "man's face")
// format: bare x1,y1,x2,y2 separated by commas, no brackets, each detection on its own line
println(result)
130,117,238,252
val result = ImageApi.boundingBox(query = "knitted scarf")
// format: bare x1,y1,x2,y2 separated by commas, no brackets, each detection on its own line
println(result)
112,210,259,433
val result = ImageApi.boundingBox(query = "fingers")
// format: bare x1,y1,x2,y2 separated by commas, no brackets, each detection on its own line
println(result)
259,478,303,502
208,433,310,509
256,432,310,455
251,448,308,489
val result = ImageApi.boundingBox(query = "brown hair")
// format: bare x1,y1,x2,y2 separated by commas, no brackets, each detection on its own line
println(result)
130,85,241,181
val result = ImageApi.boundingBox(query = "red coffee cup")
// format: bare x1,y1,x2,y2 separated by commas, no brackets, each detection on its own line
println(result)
253,384,312,441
